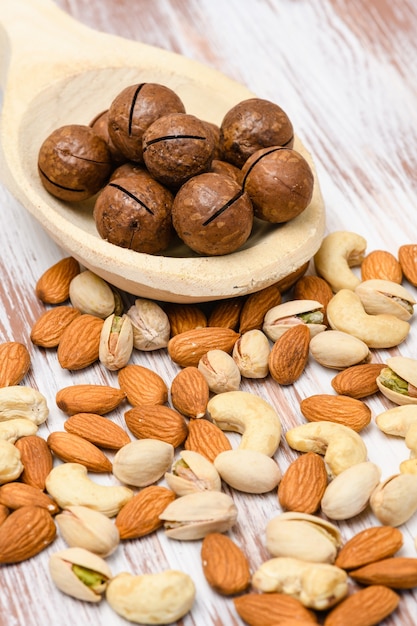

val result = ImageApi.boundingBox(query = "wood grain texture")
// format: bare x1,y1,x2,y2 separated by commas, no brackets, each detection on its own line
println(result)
1,0,417,624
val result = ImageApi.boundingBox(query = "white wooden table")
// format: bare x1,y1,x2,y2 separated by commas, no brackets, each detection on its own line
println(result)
1,0,417,624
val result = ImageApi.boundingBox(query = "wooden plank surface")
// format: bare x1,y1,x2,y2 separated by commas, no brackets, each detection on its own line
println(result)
1,0,417,624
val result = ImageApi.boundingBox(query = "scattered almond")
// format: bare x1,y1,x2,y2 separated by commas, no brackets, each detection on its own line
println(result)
170,366,209,419
0,341,30,387
124,405,188,448
269,324,310,385
64,413,131,449
14,434,53,490
331,363,386,398
184,418,232,463
201,532,251,595
300,394,371,432
118,364,168,406
0,482,59,514
35,256,80,304
398,244,417,286
234,592,318,626
278,452,328,514
239,284,282,334
275,261,310,293
167,327,240,368
164,302,207,336
323,585,399,626
0,505,56,563
361,250,402,283
47,431,112,472
335,526,404,570
208,297,244,330
56,384,126,416
0,504,9,526
57,313,104,370
349,556,417,589
30,306,81,348
115,485,176,539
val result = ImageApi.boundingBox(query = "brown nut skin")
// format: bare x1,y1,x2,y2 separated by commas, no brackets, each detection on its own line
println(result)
38,124,113,202
109,162,154,183
93,174,173,254
172,172,253,256
107,82,186,163
210,159,242,184
89,109,128,165
242,146,314,224
142,113,215,188
220,97,294,168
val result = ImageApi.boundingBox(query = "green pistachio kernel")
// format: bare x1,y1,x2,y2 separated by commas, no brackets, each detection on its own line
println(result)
298,310,324,325
379,367,409,395
72,564,108,590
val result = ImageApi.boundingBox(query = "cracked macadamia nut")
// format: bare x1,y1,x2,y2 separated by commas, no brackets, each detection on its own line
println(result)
142,113,215,188
172,172,253,256
242,146,314,223
93,174,173,254
220,98,294,168
108,82,186,163
38,124,113,202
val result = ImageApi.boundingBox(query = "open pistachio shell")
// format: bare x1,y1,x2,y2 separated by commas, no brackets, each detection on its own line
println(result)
355,279,415,321
263,299,326,341
164,450,221,496
377,357,417,405
49,547,112,602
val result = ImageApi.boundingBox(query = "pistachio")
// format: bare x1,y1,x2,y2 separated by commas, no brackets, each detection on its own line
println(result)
285,421,368,477
112,439,174,488
314,230,366,292
0,418,38,442
127,298,170,351
106,570,195,624
404,422,417,461
376,405,417,436
55,505,120,556
164,450,221,496
309,330,371,370
320,461,381,520
69,270,115,318
263,299,326,341
370,473,417,526
159,491,238,540
198,349,241,393
0,386,48,424
49,547,112,602
0,440,23,484
99,313,133,371
355,279,415,321
232,329,270,378
376,356,417,405
214,449,281,493
252,557,348,610
266,512,342,563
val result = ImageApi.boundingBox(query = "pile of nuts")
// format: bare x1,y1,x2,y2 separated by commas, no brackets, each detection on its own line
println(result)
37,82,314,256
1,234,417,625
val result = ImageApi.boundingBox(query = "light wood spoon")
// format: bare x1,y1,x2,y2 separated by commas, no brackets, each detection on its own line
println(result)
0,0,325,303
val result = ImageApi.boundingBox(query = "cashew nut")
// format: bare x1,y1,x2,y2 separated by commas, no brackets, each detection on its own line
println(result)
314,231,366,292
45,463,133,517
326,289,410,348
370,473,417,526
285,421,367,477
207,391,282,456
0,385,49,424
0,418,38,442
252,557,348,610
375,405,417,437
0,439,23,484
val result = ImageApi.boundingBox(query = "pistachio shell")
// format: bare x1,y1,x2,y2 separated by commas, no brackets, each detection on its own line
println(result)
377,357,417,405
263,300,326,341
309,330,370,369
164,450,221,496
49,547,112,602
355,279,415,321
55,505,120,556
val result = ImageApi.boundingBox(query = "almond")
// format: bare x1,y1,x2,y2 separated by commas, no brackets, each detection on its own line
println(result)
300,394,371,432
167,327,240,368
239,284,282,334
323,585,399,626
164,302,207,336
0,504,9,526
293,275,333,325
47,431,112,472
361,250,402,283
331,363,386,398
170,366,209,418
64,413,131,449
14,434,53,490
0,482,59,515
115,485,175,539
0,505,56,563
56,384,126,416
274,260,309,293
398,244,417,286
30,306,81,348
0,341,30,387
268,324,310,385
278,452,328,514
124,405,188,448
57,314,104,370
118,364,168,406
201,532,250,595
349,557,417,589
184,418,232,462
208,297,244,330
234,592,318,626
335,526,404,570
35,256,81,304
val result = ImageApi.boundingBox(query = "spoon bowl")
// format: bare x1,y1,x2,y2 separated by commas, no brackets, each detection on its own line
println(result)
0,0,325,303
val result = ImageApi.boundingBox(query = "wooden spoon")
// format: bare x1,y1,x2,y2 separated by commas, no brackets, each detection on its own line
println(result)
0,0,325,303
